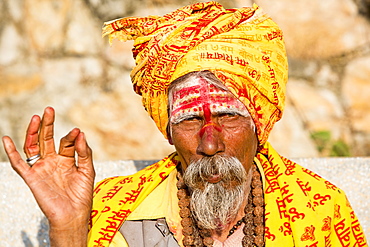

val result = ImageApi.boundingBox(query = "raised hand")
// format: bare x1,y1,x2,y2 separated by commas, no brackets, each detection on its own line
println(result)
2,107,95,246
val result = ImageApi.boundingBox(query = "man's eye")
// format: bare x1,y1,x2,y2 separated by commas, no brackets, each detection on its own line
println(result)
170,114,202,125
219,112,238,118
183,116,202,121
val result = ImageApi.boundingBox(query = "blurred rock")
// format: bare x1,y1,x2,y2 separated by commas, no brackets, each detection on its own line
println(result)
288,79,344,135
342,55,370,155
255,0,370,59
87,0,139,20
269,100,319,158
0,24,23,65
67,71,175,160
0,70,42,97
65,0,103,55
1,0,370,162
7,0,24,22
355,0,370,18
23,0,71,54
104,39,136,69
343,56,370,132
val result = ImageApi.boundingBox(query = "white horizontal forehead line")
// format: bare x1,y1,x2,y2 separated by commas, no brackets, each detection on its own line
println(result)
171,76,229,94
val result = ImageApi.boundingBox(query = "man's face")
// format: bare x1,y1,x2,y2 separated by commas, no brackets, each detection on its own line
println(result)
169,76,258,175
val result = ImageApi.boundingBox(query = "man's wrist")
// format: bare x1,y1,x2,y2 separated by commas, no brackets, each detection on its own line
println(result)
49,221,88,247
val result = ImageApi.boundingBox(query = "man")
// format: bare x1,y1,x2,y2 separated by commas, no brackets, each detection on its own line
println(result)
2,2,367,247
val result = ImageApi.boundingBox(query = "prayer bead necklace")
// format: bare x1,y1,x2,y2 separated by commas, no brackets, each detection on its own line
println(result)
227,218,243,237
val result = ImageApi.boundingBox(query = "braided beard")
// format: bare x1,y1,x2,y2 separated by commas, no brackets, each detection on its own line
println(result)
183,155,252,231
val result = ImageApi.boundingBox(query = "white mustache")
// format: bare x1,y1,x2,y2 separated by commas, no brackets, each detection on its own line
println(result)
184,155,247,188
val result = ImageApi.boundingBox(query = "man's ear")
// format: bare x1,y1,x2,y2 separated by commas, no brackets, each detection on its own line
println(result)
166,124,173,145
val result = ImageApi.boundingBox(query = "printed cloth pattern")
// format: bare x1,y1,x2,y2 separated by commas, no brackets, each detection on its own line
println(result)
88,153,179,247
88,143,367,247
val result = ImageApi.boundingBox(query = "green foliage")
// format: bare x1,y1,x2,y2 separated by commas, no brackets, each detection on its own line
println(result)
310,130,351,157
310,130,331,153
330,140,351,157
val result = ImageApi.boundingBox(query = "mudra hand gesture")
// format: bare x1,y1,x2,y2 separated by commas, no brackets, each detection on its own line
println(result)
2,107,95,246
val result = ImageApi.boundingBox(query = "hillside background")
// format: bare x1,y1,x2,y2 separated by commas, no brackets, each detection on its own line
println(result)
1,0,370,161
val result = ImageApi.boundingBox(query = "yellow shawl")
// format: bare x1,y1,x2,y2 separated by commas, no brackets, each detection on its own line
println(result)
88,143,367,247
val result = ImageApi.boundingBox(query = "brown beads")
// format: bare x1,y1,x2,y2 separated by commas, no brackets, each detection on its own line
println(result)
182,225,194,235
202,237,214,246
181,217,193,227
251,177,262,188
183,235,195,246
254,206,264,217
199,228,212,238
177,189,188,200
180,207,191,217
255,225,264,236
251,162,265,247
177,165,208,247
252,196,264,207
255,235,264,247
252,187,263,197
242,234,254,247
178,197,190,208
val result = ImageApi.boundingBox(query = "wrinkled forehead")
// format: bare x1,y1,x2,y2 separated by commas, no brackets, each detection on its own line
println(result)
171,77,229,104
169,76,250,118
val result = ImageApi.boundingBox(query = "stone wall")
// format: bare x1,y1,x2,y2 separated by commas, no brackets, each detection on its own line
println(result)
1,0,370,162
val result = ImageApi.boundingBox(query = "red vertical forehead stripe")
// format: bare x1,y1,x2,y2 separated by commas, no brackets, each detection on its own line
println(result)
102,2,288,144
171,79,235,118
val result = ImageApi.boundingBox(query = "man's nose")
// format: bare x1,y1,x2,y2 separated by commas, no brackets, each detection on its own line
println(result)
196,122,225,156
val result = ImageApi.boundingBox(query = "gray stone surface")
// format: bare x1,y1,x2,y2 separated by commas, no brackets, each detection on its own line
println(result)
1,158,369,246
1,0,370,163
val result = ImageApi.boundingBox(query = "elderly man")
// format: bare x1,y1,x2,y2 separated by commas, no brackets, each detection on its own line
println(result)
2,2,367,247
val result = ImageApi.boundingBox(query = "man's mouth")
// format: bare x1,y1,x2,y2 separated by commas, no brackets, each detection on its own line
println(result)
206,174,222,183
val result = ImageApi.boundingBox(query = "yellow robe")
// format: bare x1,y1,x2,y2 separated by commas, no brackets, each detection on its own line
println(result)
88,143,368,247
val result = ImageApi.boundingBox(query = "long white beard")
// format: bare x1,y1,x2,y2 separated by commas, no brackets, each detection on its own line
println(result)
183,155,252,230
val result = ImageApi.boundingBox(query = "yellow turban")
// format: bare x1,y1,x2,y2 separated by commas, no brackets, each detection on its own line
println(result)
102,1,288,144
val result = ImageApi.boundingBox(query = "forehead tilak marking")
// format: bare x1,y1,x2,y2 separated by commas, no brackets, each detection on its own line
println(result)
171,78,235,118
170,77,254,138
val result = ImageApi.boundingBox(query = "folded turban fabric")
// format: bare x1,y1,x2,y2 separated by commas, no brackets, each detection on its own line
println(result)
102,1,289,144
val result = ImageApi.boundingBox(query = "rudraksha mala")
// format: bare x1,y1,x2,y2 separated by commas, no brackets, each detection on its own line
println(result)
176,162,265,247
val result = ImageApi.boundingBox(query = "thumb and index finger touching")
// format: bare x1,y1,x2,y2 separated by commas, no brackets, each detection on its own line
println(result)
59,127,94,173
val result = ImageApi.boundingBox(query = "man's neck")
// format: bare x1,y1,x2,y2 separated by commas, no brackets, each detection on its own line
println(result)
209,198,248,243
